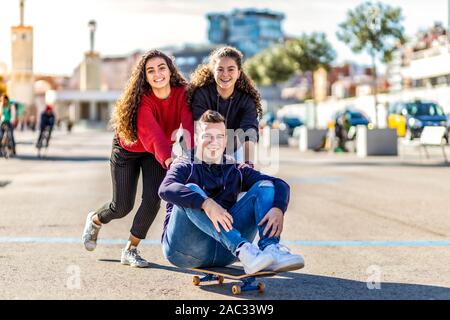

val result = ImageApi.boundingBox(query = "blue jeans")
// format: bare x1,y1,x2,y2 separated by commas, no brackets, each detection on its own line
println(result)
162,180,280,268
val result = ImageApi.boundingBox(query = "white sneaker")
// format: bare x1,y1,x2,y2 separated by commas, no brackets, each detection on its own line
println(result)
82,211,101,251
121,248,150,268
263,244,305,272
236,242,274,275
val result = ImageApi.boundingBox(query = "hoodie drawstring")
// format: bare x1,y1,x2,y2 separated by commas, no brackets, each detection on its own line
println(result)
216,94,233,128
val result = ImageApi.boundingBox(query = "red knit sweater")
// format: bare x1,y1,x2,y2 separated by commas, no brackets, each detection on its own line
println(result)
118,86,194,168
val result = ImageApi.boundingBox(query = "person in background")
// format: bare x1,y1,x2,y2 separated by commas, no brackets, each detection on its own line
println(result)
0,94,17,155
36,105,56,150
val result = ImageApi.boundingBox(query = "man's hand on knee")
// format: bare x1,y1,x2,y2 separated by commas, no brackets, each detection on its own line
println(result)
258,208,284,238
201,198,234,233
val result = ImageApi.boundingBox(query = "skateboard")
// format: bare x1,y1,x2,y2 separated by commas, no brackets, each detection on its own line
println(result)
190,265,277,295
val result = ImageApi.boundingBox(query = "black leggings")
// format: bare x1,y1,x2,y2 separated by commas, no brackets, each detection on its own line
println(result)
95,138,167,239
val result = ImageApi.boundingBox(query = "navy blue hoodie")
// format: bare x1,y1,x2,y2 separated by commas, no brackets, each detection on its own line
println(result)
191,83,259,143
158,156,290,239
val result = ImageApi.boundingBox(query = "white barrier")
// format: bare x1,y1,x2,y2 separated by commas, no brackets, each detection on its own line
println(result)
356,126,398,157
298,126,328,152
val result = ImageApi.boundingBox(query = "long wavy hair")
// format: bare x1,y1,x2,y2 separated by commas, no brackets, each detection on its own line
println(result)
187,46,262,118
112,50,187,145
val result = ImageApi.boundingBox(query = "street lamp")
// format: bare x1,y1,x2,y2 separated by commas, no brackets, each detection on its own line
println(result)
88,20,97,53
19,0,25,26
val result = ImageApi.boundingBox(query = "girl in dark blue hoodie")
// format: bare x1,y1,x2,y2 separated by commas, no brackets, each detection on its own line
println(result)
187,47,262,165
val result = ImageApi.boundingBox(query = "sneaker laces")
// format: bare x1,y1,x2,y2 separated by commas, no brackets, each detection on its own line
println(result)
269,243,291,254
128,249,146,263
89,224,99,238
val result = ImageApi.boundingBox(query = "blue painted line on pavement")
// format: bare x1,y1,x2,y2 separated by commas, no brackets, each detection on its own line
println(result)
0,237,449,247
282,240,450,247
0,237,160,245
286,176,344,184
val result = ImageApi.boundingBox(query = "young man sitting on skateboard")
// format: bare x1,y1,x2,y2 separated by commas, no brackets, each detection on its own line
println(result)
158,110,304,274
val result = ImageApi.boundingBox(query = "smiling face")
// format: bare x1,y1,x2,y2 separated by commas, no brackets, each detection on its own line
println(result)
196,121,227,163
145,57,171,90
213,57,241,93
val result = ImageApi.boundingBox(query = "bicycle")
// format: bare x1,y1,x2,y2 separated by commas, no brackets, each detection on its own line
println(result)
0,123,14,159
36,125,52,158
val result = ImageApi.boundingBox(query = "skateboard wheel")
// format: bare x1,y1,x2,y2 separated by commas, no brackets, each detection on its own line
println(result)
192,276,200,286
257,282,265,293
232,285,241,295
217,276,224,284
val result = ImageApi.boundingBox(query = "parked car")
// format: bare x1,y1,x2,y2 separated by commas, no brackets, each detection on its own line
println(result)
275,115,304,137
388,100,447,140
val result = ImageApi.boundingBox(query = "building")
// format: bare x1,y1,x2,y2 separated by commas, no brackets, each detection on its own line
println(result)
47,20,121,128
388,22,449,92
47,43,221,127
8,0,34,107
280,62,384,102
67,50,142,91
167,44,221,79
207,8,285,59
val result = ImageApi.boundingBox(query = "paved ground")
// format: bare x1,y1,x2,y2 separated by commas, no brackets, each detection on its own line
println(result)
1,128,450,300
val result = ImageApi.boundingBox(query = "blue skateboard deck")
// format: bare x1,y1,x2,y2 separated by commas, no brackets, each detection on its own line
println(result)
190,265,277,295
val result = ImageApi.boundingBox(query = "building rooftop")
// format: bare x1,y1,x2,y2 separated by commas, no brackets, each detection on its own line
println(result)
208,8,285,20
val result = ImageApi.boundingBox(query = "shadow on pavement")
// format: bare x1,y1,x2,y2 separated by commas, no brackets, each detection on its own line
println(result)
98,259,121,263
193,272,450,300
97,259,199,275
0,180,12,188
282,159,450,168
96,260,450,299
14,155,109,162
16,141,34,145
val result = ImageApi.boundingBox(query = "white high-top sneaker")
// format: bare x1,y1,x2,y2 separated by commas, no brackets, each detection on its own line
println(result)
82,211,101,251
236,242,274,274
263,244,305,272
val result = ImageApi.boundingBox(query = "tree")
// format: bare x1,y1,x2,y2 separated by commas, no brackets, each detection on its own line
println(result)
337,1,406,126
285,32,336,127
245,45,295,86
246,33,335,127
245,53,268,86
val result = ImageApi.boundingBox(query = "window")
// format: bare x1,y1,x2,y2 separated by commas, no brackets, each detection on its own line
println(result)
80,102,90,120
406,102,444,116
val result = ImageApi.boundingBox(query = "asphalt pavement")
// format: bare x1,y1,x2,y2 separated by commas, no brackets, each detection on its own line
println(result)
0,128,449,300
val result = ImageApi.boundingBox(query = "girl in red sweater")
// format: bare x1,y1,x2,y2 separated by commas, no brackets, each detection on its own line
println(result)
82,50,194,267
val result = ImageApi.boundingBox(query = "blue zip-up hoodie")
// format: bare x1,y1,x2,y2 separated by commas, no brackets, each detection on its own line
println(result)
158,155,290,239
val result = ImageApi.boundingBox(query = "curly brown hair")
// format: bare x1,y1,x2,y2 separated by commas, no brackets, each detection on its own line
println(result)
111,49,187,145
187,46,262,119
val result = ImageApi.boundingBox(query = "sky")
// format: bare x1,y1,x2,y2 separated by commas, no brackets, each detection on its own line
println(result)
0,0,448,76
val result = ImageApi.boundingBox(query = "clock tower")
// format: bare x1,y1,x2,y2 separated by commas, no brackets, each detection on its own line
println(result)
9,0,34,106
